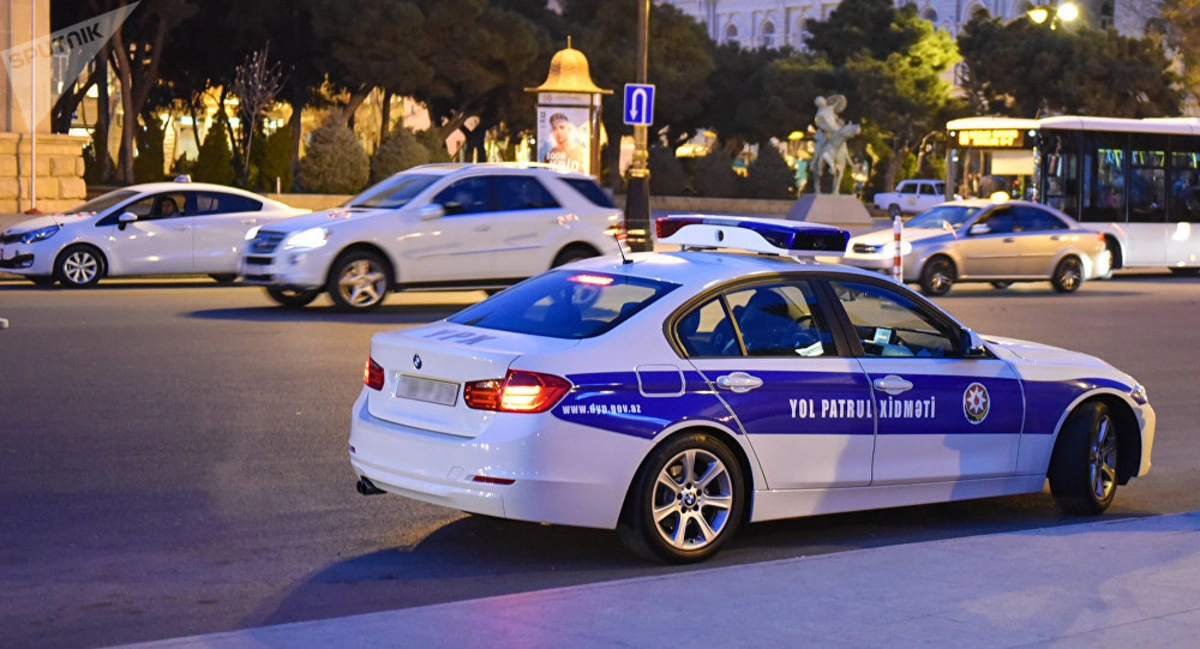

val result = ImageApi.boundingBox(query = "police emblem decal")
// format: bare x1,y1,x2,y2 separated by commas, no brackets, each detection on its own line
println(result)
963,382,990,424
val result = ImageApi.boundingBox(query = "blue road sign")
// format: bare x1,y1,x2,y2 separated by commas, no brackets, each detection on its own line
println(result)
623,84,656,126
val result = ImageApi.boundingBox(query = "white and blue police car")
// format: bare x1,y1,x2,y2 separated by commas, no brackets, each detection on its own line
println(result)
348,216,1156,563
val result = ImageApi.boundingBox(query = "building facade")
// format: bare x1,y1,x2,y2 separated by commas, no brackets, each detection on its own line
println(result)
663,0,1142,46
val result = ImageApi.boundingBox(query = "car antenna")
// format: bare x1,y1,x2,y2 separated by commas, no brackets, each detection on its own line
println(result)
614,232,633,264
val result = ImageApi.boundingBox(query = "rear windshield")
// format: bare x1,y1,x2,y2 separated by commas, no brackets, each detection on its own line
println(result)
448,270,679,339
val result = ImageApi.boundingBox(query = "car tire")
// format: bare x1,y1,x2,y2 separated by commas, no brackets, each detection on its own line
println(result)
617,431,745,564
328,250,391,312
266,287,320,308
1051,256,1083,293
990,281,1013,289
1168,267,1200,277
54,244,105,288
209,274,237,285
919,256,956,296
888,204,902,219
27,276,56,286
1049,401,1119,515
551,245,599,268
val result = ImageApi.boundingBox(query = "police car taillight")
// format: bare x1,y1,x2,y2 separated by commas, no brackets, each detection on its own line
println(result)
464,370,572,413
364,357,385,391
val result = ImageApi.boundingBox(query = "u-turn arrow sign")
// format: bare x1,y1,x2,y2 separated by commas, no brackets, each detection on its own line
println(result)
623,83,656,126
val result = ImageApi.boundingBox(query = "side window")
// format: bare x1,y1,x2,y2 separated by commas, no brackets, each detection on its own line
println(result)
1015,206,1067,231
918,183,935,196
494,176,560,211
124,193,186,220
432,177,492,215
193,192,263,215
724,282,836,357
899,182,918,194
980,208,1015,234
676,298,739,357
831,281,958,358
562,178,615,207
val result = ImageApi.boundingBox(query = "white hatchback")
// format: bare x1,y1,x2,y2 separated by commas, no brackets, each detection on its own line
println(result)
0,181,306,287
239,164,625,311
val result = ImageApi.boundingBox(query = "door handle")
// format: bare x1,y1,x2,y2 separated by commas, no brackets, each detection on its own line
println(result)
1003,237,1015,243
715,372,763,393
1049,235,1061,241
174,225,191,231
473,225,491,232
241,218,258,225
873,375,913,396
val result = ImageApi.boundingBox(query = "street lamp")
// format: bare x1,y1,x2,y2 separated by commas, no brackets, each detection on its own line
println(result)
1027,2,1079,28
625,0,653,252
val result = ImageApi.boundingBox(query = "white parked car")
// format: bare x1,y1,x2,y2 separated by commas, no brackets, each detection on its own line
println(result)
239,163,625,311
349,216,1154,563
874,179,947,218
0,181,306,287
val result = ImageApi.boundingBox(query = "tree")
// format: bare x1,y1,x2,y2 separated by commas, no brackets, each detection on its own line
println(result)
648,145,689,196
959,13,1179,117
231,46,286,187
298,117,370,194
370,127,432,183
193,117,236,185
692,147,738,198
745,144,794,199
1158,0,1200,108
701,45,795,156
560,0,715,187
804,0,960,191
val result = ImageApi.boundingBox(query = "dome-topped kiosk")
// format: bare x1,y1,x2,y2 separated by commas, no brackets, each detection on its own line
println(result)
526,39,611,178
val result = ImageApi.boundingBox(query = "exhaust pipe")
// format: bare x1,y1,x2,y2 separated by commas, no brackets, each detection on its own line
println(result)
356,477,386,496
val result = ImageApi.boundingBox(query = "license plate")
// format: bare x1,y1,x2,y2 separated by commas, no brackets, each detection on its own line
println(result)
396,374,459,406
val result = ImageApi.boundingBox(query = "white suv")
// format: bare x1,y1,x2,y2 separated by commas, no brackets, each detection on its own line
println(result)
239,164,625,311
873,179,947,218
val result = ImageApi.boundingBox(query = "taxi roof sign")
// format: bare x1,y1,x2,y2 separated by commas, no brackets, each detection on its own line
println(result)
656,215,849,257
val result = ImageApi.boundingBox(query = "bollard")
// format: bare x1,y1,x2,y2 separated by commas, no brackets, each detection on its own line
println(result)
892,215,903,283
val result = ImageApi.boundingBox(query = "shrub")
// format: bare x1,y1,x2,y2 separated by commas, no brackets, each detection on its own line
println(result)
370,127,430,183
648,145,689,196
251,127,293,192
133,115,166,183
744,144,793,199
416,128,452,163
193,119,236,185
692,147,738,198
298,118,370,194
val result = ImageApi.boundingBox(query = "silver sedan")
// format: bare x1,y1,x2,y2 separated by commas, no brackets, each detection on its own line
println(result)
841,199,1111,296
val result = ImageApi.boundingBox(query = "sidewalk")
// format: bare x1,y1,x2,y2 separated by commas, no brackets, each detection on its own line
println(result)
109,512,1200,649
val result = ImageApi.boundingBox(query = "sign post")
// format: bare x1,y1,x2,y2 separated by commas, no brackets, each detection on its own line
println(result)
525,40,612,178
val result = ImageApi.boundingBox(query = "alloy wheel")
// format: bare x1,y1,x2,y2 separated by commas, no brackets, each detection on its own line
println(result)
652,449,734,551
1089,415,1117,502
337,259,387,308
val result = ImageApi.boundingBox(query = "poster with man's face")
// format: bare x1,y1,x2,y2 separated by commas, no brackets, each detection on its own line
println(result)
537,106,591,175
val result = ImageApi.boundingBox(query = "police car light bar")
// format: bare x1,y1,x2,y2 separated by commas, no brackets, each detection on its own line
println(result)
656,215,849,256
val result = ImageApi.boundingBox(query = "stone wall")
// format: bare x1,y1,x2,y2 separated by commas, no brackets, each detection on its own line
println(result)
0,133,89,213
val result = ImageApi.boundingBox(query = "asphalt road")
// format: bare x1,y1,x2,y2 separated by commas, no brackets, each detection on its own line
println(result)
1,273,1198,649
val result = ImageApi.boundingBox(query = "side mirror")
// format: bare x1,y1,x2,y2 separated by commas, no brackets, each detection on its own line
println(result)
962,328,988,358
418,204,445,221
968,223,991,236
117,212,137,231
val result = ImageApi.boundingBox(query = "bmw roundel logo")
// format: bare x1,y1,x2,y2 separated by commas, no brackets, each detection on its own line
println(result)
413,354,422,370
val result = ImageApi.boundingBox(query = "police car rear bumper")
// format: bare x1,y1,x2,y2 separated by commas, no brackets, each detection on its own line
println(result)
348,390,647,529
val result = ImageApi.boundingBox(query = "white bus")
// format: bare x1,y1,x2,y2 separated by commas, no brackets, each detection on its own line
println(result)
947,116,1200,274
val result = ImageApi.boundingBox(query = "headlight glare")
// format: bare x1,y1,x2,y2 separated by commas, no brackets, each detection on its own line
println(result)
20,225,60,244
283,227,330,250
